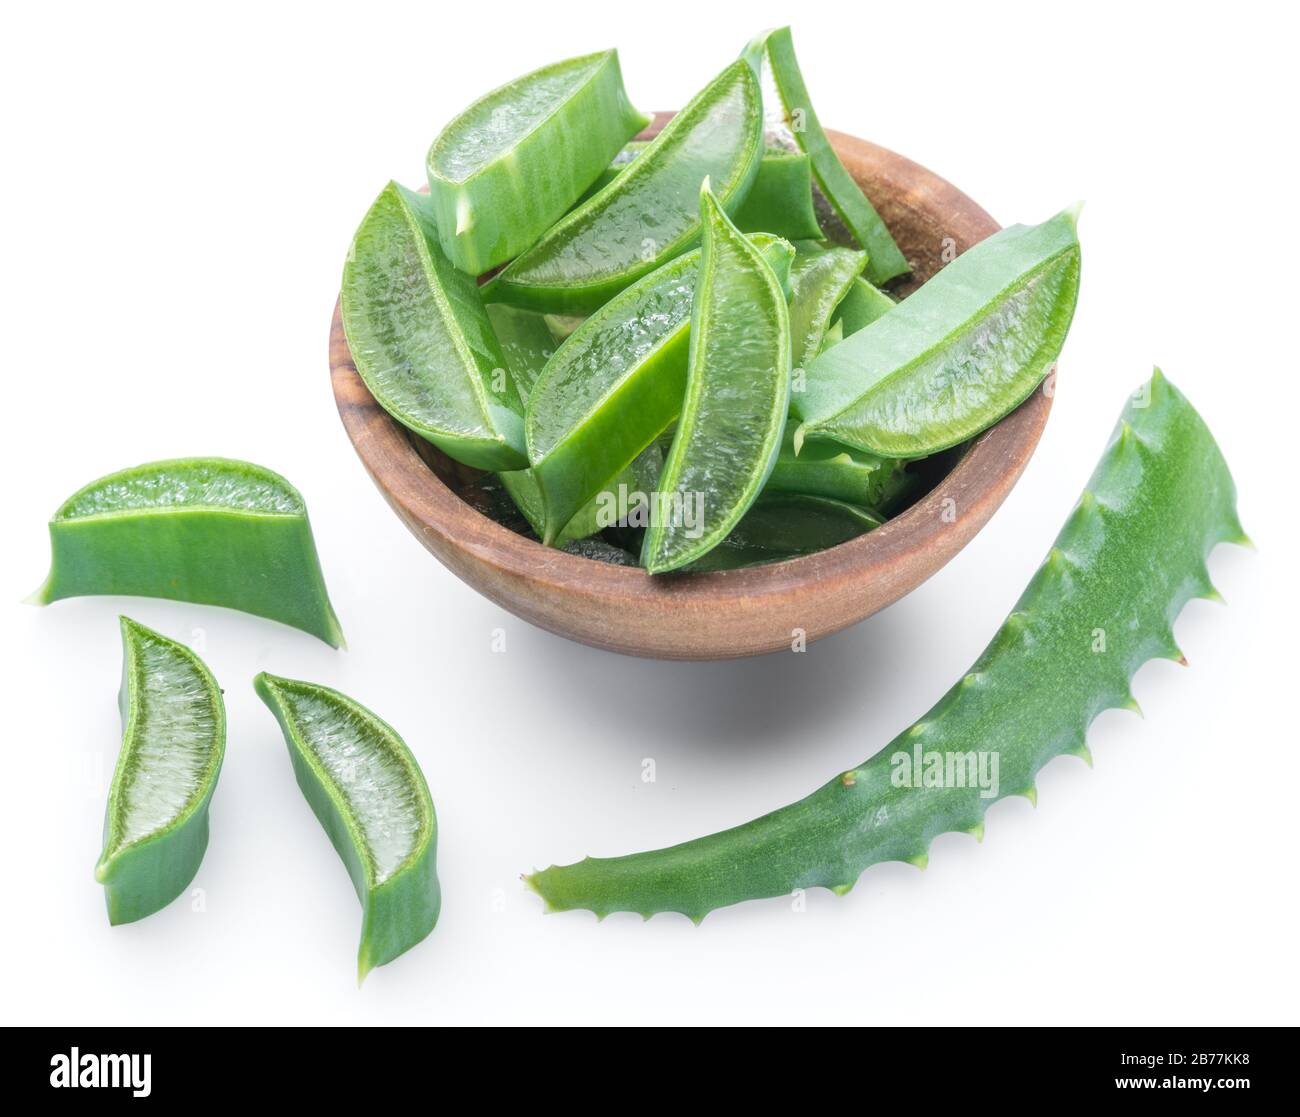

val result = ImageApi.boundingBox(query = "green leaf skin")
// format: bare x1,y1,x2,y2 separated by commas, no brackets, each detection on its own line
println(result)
96,618,226,925
485,60,764,314
686,493,881,571
787,242,867,369
833,275,895,335
747,27,910,285
641,183,793,574
526,235,794,546
794,206,1082,459
427,51,648,275
342,182,526,470
255,674,440,982
527,371,1248,921
32,459,344,647
581,143,824,241
765,428,907,508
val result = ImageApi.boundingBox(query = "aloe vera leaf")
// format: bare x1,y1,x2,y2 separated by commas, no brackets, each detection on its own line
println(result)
96,618,226,925
787,241,867,369
641,182,793,574
794,205,1082,459
582,143,823,241
526,234,794,545
426,51,648,275
817,318,844,352
255,674,439,982
833,275,895,335
764,427,906,508
686,493,881,571
485,60,764,314
745,27,910,285
31,458,344,647
342,182,526,470
527,371,1248,921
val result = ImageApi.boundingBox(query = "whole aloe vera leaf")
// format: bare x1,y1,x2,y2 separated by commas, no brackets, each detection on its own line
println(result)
641,182,793,574
96,618,226,925
794,205,1082,459
787,242,867,369
834,275,895,335
686,493,882,572
255,673,440,982
485,60,764,314
527,371,1247,921
32,458,344,647
746,27,910,285
582,143,824,241
342,182,526,470
526,234,794,545
426,51,648,275
765,427,906,508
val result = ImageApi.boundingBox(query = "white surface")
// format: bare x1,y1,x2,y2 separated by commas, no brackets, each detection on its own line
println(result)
2,0,1296,1026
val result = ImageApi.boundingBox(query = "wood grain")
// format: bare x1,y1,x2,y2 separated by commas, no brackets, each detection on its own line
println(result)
329,116,1053,659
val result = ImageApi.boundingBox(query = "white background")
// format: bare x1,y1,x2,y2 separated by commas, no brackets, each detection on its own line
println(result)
2,0,1296,1026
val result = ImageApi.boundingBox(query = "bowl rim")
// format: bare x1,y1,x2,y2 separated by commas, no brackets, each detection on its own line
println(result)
329,117,1053,629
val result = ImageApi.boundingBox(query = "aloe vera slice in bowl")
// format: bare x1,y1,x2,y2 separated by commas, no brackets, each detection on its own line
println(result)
787,241,867,369
641,182,793,574
764,428,907,509
426,50,648,275
342,182,526,470
32,458,344,647
686,493,882,571
833,275,895,335
795,205,1082,459
486,59,764,314
743,27,910,285
96,618,226,925
255,674,439,982
526,234,794,544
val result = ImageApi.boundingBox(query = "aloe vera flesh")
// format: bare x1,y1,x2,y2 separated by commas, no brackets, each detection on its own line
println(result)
751,27,910,285
34,458,344,647
526,235,794,546
342,182,526,470
427,50,648,274
255,674,440,981
96,618,226,925
787,242,867,368
641,185,793,573
794,206,1082,458
486,60,764,314
764,428,907,509
527,371,1247,920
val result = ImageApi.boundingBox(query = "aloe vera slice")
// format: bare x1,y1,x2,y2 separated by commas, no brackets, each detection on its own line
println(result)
96,618,226,925
745,27,910,285
787,242,867,368
765,428,906,509
486,60,764,314
833,275,895,335
581,143,823,241
818,318,844,352
426,50,648,275
641,183,793,574
526,234,794,545
32,458,344,647
342,182,526,470
255,674,439,982
687,494,881,571
794,205,1082,458
527,371,1249,921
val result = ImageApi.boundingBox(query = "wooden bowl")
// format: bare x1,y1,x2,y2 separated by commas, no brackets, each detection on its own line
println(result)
329,114,1052,659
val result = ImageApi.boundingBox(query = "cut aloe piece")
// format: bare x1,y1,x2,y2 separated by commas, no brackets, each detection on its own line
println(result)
486,60,764,314
794,205,1082,458
642,182,793,574
580,142,823,241
834,275,895,335
342,182,526,470
255,673,439,982
818,318,844,352
788,241,867,369
426,50,647,275
32,458,344,647
96,618,226,925
765,428,906,509
746,27,910,285
687,494,882,571
526,234,794,544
